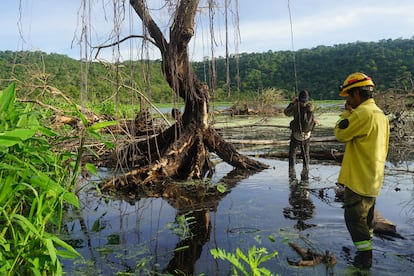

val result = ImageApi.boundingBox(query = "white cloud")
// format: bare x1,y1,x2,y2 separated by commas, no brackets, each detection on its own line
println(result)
1,0,414,62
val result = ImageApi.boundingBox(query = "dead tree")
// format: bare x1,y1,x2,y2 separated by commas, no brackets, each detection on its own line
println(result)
104,0,267,190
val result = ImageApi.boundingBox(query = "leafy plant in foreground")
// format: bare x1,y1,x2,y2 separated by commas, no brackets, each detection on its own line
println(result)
0,83,81,275
210,245,279,276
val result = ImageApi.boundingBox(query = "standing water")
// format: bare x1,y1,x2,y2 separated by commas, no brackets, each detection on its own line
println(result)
61,158,414,275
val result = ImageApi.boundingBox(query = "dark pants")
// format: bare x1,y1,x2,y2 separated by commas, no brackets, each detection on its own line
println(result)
288,134,310,179
344,187,375,251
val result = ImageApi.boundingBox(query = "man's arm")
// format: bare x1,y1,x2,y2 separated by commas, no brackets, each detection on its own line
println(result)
284,98,298,116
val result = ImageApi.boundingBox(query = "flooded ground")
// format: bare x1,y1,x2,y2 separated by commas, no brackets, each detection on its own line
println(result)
62,156,414,275
60,112,414,275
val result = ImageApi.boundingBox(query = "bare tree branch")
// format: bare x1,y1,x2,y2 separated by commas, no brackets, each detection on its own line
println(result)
93,34,156,59
129,0,168,54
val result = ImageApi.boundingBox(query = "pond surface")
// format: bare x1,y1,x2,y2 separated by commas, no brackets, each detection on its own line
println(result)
61,158,414,275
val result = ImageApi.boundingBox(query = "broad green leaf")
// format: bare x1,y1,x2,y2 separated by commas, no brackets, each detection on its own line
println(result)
37,126,57,137
56,260,63,275
0,260,11,274
103,141,114,148
87,120,118,131
56,249,81,259
85,130,114,149
86,130,101,140
0,135,22,147
48,235,82,258
0,236,10,252
44,238,57,264
29,259,42,276
16,114,28,128
73,104,89,126
85,163,97,175
0,83,16,113
0,175,13,205
12,214,41,236
1,128,36,141
62,192,79,208
29,174,63,197
27,113,40,127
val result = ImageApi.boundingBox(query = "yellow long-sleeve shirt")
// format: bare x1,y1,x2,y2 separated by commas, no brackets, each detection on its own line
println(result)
334,99,390,197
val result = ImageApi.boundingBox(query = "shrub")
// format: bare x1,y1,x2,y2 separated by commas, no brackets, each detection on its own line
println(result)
0,83,81,275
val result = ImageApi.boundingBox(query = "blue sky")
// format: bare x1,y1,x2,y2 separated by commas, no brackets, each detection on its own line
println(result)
2,0,414,61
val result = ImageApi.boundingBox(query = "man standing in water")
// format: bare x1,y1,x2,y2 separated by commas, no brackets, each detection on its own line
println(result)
284,90,316,181
335,72,389,269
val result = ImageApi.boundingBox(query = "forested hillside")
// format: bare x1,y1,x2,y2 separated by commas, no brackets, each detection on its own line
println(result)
0,51,172,104
1,38,414,103
193,38,414,100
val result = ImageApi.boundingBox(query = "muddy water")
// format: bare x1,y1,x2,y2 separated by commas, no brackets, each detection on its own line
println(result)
61,158,414,275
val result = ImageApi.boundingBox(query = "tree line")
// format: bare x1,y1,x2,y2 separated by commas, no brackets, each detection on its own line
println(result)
1,38,414,104
193,38,414,100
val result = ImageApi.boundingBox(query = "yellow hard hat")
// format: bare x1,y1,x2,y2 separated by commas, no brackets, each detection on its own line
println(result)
339,72,375,97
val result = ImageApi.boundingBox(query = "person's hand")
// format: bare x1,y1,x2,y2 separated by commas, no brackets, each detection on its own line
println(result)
345,100,353,112
292,97,298,104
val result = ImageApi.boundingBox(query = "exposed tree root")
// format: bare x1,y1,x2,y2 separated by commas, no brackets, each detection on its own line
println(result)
101,123,268,192
204,126,268,170
102,165,258,209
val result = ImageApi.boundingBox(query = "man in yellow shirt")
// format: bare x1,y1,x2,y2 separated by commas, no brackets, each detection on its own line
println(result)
334,72,389,269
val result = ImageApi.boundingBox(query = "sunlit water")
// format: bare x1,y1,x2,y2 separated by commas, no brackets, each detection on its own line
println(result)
62,159,414,275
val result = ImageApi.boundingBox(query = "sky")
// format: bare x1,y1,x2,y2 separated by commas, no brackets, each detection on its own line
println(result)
2,0,414,62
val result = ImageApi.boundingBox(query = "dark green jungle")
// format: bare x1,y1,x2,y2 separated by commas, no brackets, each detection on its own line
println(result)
1,38,414,105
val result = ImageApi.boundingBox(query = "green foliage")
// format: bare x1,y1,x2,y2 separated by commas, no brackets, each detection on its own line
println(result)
167,214,196,240
0,83,81,274
95,101,116,115
216,183,227,193
68,103,117,189
0,51,173,108
210,246,279,276
193,38,414,100
2,39,414,108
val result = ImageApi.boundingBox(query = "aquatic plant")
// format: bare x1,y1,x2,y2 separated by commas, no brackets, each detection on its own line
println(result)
210,245,279,276
167,214,196,240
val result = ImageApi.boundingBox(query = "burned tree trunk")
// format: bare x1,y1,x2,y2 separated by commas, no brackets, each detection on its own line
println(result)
104,0,267,190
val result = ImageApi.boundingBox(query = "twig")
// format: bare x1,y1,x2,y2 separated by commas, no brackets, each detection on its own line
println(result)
121,84,172,126
93,35,156,59
17,98,61,113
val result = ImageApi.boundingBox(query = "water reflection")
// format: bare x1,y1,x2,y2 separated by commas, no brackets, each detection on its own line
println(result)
283,179,316,230
161,167,259,274
61,160,414,275
63,167,259,274
164,210,211,274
